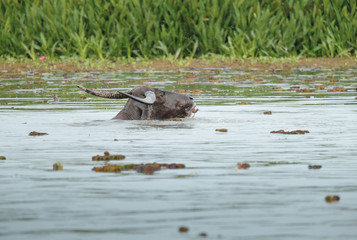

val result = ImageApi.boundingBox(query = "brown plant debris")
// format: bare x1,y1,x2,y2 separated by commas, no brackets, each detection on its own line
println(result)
92,163,185,174
92,165,123,173
136,164,161,175
308,165,322,169
264,111,272,115
29,131,48,136
168,118,183,121
199,232,208,237
295,88,314,93
325,195,340,203
53,162,63,171
328,87,347,92
288,86,301,91
178,226,189,233
237,163,250,169
270,130,309,134
0,156,6,160
216,128,228,132
92,151,125,161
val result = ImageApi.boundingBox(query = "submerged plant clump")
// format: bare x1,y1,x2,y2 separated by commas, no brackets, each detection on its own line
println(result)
53,162,63,171
29,131,48,136
92,151,125,161
216,128,228,132
178,226,189,233
309,165,322,169
92,163,185,175
270,130,310,134
328,87,347,92
237,163,250,169
168,118,183,121
325,195,340,203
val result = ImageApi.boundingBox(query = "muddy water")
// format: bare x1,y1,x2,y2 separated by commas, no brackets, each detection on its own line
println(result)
1,67,357,240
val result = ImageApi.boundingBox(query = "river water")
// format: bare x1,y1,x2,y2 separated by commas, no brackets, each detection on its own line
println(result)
1,67,357,239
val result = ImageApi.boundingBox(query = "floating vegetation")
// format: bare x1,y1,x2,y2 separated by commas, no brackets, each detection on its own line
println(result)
325,195,340,203
264,111,272,115
92,151,125,161
308,165,322,169
0,156,6,160
237,163,250,169
29,131,48,136
270,130,309,134
199,232,208,237
92,163,185,175
216,128,228,132
53,162,63,171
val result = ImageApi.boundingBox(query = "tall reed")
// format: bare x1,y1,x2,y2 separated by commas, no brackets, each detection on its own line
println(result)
0,0,356,59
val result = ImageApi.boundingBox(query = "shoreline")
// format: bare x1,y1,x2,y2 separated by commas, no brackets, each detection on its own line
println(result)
0,57,356,73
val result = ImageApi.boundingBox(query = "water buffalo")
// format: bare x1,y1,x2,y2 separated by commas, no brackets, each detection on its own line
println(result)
77,85,198,120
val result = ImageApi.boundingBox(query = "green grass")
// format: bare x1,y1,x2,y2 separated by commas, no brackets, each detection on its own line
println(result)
1,0,356,59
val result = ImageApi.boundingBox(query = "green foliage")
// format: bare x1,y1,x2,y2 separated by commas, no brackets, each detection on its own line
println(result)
0,0,356,59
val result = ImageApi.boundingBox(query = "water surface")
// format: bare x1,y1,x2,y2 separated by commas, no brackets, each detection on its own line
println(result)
1,67,357,239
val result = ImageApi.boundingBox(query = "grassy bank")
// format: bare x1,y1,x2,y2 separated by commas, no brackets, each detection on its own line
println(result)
1,0,357,59
1,57,356,73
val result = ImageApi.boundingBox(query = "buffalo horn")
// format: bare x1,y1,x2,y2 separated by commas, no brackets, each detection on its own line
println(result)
118,91,156,105
77,85,128,99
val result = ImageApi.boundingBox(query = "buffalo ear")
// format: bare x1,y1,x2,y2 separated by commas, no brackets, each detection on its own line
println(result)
118,90,156,105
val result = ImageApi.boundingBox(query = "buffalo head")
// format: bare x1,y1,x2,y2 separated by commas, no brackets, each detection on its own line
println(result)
78,85,198,120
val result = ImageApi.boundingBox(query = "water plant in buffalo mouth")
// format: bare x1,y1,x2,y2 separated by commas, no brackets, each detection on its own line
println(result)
78,85,198,120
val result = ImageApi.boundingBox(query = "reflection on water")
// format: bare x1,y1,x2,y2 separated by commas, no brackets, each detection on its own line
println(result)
1,67,357,240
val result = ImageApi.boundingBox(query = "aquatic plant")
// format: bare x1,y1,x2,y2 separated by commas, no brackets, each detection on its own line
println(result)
0,0,356,59
53,162,63,171
92,163,186,174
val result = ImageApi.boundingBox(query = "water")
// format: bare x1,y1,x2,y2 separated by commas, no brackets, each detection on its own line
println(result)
1,67,357,239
